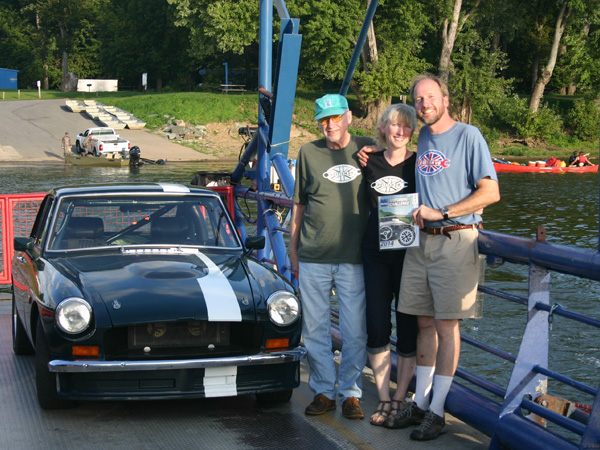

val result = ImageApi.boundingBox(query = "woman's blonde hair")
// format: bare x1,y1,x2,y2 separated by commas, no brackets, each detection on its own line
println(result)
374,103,418,148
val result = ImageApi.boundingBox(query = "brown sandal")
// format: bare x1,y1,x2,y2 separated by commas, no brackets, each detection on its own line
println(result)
389,399,406,416
370,401,391,426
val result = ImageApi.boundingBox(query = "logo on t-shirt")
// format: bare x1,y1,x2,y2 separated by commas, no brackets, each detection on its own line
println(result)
323,164,362,183
417,150,450,176
371,176,408,194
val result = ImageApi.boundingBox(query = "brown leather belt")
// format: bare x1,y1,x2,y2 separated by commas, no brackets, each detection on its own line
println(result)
424,224,479,239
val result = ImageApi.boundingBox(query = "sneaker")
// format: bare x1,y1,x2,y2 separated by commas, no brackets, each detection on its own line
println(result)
410,409,446,441
383,402,425,429
342,397,365,419
305,394,336,416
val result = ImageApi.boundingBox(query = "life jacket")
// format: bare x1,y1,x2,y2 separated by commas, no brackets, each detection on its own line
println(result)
546,157,557,167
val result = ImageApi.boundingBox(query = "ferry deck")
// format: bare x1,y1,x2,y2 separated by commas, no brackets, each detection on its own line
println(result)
0,295,490,450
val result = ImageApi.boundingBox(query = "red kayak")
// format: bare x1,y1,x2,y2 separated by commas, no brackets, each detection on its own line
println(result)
493,162,599,173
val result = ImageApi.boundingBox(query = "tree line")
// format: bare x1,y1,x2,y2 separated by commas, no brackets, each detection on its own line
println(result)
1,0,599,143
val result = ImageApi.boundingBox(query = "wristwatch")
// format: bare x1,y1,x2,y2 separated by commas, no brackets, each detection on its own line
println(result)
440,206,450,220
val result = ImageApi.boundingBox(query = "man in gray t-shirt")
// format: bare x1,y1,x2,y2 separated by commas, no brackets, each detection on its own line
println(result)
290,94,373,420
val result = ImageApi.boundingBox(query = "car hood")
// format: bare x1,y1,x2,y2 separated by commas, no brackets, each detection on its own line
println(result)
51,249,257,326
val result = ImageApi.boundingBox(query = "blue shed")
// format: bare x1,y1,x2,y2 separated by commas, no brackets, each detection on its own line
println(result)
0,68,19,89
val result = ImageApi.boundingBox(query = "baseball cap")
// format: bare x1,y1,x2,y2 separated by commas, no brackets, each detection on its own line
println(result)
314,94,349,121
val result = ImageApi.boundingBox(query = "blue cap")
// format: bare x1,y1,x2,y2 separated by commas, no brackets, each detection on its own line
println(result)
314,94,349,121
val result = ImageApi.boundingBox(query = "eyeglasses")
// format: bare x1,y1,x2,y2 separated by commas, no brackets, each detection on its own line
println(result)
318,113,345,126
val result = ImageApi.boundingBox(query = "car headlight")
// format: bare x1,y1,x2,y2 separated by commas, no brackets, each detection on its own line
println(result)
267,291,300,326
56,298,93,334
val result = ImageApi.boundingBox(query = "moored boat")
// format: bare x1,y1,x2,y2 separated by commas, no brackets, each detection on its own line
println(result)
493,161,598,173
64,152,130,167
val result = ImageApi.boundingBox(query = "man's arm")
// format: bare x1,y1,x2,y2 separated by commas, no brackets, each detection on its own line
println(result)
289,203,306,279
413,177,500,228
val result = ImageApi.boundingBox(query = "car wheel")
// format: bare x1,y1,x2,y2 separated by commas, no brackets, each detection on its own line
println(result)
35,319,76,409
256,389,293,403
398,228,416,246
12,293,34,355
75,142,81,154
379,226,393,241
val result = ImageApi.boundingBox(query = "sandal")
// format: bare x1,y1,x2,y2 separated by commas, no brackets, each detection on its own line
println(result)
389,399,405,416
370,401,391,426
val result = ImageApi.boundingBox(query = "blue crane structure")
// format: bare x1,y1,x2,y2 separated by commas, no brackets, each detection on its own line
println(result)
226,1,599,449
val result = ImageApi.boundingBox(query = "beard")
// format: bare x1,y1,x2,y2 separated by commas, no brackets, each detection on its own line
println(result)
419,106,444,126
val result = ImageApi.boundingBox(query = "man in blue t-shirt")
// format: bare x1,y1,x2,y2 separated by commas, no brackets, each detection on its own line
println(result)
387,74,500,440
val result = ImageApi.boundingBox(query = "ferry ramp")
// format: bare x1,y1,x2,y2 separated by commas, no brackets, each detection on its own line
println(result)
0,297,490,450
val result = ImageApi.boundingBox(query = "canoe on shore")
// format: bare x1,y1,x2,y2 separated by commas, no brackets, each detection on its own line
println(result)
493,162,599,173
65,153,130,167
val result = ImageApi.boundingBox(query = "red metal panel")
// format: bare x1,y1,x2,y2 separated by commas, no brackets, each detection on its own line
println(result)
208,186,235,219
0,193,45,285
0,197,7,285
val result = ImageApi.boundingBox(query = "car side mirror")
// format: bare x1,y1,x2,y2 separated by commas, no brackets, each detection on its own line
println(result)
14,237,34,252
245,236,265,251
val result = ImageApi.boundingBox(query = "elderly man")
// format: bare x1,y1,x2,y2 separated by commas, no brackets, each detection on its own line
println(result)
290,94,374,419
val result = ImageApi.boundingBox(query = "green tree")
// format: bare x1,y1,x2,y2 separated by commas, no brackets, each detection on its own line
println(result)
448,27,512,124
290,0,430,127
20,0,105,90
0,6,42,87
99,0,193,91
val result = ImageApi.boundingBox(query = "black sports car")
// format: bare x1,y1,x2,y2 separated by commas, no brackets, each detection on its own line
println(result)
12,183,305,409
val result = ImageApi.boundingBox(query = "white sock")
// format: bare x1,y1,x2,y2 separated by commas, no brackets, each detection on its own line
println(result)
413,366,435,411
429,374,453,417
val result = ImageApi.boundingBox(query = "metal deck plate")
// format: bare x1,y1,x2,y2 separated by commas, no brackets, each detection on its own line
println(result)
0,299,489,449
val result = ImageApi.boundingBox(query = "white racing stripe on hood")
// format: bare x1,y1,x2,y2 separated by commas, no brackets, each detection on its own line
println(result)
158,183,190,193
195,251,242,322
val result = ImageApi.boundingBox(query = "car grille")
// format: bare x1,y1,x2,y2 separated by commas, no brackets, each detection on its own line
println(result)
103,321,263,360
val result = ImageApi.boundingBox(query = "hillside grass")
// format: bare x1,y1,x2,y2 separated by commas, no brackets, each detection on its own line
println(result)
2,88,597,160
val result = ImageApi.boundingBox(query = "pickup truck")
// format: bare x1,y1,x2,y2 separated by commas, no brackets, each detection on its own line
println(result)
75,127,131,155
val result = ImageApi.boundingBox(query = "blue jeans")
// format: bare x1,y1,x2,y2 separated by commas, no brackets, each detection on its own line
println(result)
299,262,367,402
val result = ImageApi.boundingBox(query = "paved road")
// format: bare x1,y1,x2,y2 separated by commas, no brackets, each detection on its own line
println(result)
0,99,215,162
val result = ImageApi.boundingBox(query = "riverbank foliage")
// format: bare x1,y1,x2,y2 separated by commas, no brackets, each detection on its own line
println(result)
1,88,597,160
2,0,600,160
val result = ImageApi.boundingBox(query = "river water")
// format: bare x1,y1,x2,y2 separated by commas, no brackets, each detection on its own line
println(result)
1,161,598,416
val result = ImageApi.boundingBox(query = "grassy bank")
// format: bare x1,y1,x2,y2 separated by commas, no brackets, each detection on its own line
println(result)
2,89,597,161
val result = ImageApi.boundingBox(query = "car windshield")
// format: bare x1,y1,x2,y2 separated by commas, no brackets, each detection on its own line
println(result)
47,194,240,251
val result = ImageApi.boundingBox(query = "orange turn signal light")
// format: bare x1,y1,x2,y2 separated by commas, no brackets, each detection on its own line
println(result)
265,338,289,352
72,346,99,357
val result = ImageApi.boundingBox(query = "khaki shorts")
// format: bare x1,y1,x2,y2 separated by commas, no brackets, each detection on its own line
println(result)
398,228,480,319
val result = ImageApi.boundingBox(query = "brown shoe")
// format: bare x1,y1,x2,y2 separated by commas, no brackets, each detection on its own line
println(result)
305,394,336,416
342,397,365,419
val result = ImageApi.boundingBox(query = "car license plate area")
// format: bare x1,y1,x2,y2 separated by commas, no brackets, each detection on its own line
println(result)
128,321,230,349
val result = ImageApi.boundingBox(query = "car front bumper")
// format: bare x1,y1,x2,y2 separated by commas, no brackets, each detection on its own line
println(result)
47,347,307,400
49,347,307,373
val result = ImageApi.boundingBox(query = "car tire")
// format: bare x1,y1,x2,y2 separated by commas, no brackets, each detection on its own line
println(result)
256,389,293,403
12,293,34,355
35,319,76,409
75,142,81,154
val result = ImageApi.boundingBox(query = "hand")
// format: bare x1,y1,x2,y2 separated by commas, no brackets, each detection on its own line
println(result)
413,205,443,228
357,145,378,167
